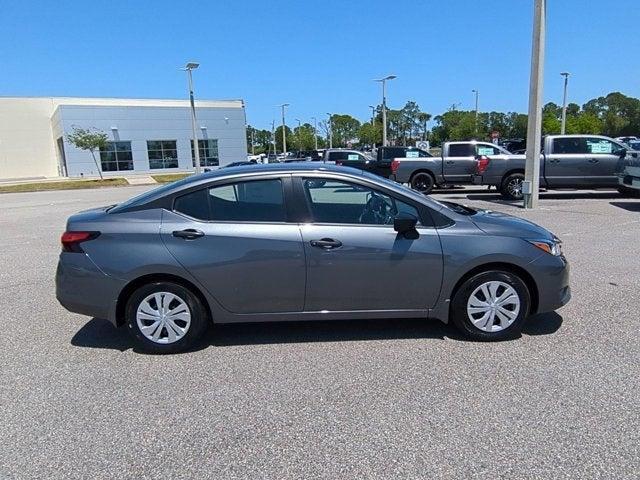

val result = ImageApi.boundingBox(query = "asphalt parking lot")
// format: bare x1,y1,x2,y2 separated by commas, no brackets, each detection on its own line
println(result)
1,185,639,479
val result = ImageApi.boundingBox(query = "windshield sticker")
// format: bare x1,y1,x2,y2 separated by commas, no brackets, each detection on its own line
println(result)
477,147,495,156
406,151,419,158
347,154,360,160
587,141,612,154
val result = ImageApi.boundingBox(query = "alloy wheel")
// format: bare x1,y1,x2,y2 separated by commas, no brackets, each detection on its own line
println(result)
136,292,192,344
466,281,521,332
507,178,524,198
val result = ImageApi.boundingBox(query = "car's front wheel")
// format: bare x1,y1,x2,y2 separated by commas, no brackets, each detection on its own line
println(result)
450,271,531,341
500,173,525,200
125,281,209,353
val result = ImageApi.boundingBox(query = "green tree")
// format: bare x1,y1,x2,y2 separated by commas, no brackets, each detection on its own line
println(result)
274,125,293,153
329,114,361,147
358,122,382,147
66,127,108,179
293,123,317,151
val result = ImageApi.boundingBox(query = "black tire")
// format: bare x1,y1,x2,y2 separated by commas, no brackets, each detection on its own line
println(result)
411,172,435,194
450,270,531,341
500,172,525,200
617,186,640,198
125,281,209,354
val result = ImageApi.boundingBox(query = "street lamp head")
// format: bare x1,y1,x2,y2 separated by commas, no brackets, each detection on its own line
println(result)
374,75,397,82
184,62,199,70
560,72,570,77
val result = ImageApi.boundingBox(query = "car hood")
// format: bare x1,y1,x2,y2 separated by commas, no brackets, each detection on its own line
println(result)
469,208,555,241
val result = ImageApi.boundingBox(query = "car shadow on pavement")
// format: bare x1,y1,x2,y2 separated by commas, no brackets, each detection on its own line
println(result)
71,317,465,353
521,312,563,336
71,313,563,353
207,318,461,347
609,201,640,212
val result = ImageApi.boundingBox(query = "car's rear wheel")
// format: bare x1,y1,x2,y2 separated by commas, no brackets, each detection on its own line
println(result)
451,271,531,341
411,172,435,194
500,173,525,200
125,281,209,354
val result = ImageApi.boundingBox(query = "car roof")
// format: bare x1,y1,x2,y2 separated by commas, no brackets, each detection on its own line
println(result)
110,163,368,213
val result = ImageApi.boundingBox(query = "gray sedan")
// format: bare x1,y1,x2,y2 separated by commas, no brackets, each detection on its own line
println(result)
56,164,571,353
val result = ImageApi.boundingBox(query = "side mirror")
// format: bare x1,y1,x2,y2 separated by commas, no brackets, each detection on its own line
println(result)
394,212,418,235
619,148,628,158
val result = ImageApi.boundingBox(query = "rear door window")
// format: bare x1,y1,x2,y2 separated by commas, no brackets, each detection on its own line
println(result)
174,179,286,222
552,137,588,154
448,144,475,156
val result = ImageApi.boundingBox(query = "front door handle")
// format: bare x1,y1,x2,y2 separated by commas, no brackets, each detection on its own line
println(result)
173,229,205,240
445,160,455,165
549,159,560,163
310,238,342,249
588,158,599,163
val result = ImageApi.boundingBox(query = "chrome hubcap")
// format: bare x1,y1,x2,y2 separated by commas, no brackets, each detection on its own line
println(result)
507,178,523,198
136,292,191,344
466,281,521,332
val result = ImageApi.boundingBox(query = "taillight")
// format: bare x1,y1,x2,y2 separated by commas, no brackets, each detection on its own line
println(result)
61,231,100,253
476,155,490,174
391,159,400,175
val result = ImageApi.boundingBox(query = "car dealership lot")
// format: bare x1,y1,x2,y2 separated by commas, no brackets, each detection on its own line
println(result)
0,186,638,479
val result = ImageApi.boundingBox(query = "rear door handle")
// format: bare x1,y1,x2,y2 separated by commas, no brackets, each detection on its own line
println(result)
588,158,599,163
310,238,342,249
549,159,560,163
445,160,455,164
173,229,205,240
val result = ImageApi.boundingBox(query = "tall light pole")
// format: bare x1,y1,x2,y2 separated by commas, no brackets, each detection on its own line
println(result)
560,72,570,134
369,105,376,125
295,118,301,152
311,116,318,150
183,62,201,174
375,75,397,146
326,113,333,148
250,126,255,155
278,103,289,155
523,0,546,209
472,89,479,137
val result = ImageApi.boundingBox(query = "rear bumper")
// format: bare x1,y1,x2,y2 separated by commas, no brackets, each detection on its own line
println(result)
56,253,124,325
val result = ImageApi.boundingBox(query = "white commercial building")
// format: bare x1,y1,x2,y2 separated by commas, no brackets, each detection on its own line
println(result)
0,96,248,180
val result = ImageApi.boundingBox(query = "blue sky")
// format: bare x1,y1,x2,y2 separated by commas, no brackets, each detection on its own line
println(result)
1,0,638,130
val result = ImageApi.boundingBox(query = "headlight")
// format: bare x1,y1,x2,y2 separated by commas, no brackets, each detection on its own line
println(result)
527,238,563,256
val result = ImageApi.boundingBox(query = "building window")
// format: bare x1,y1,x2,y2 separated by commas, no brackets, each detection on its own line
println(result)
99,141,133,171
191,139,219,166
147,140,178,169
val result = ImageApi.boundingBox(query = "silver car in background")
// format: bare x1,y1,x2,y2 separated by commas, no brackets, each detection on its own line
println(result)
56,164,570,353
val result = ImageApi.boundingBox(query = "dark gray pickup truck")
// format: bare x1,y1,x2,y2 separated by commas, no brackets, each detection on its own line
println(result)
391,141,510,193
472,134,640,199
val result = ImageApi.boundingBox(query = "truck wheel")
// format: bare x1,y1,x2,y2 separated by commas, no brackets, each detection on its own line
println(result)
411,172,435,194
500,173,525,200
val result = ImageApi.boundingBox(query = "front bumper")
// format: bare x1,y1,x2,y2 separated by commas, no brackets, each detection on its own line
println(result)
619,170,640,189
56,252,124,324
528,253,571,314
